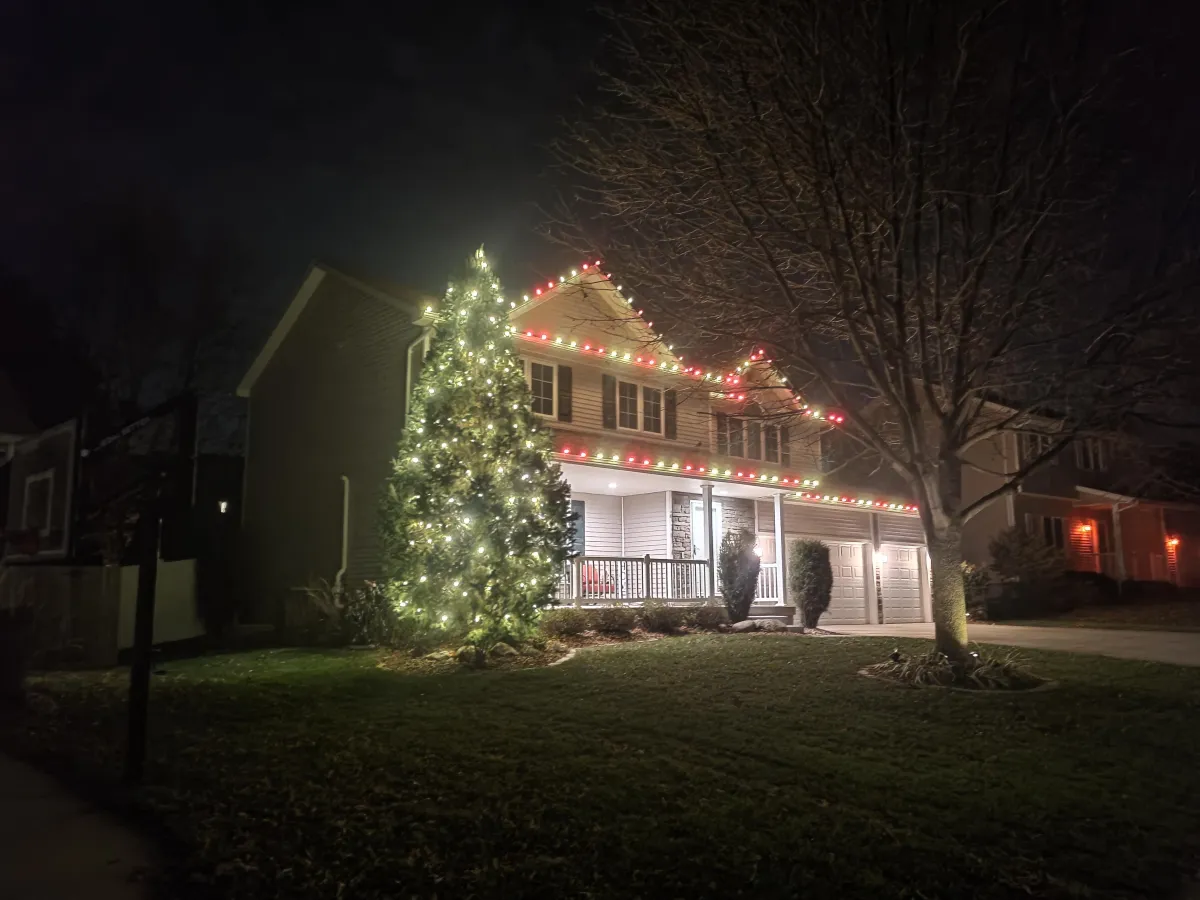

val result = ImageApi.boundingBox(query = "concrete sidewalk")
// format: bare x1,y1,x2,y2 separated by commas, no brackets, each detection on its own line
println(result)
831,622,1200,667
0,754,154,900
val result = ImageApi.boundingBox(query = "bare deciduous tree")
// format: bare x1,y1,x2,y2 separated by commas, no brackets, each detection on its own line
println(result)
64,189,248,427
554,0,1198,656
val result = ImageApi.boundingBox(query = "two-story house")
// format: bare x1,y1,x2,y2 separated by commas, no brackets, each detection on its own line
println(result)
238,263,931,628
961,426,1200,587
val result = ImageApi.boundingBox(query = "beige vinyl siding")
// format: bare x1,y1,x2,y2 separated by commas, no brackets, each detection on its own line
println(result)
622,492,670,557
242,274,422,622
513,277,663,351
756,500,776,533
877,513,925,544
571,492,623,555
759,499,921,544
523,352,711,450
961,432,1014,566
779,502,872,540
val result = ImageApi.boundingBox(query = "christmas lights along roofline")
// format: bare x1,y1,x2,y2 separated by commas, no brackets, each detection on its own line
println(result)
445,250,914,511
555,442,918,512
422,257,848,424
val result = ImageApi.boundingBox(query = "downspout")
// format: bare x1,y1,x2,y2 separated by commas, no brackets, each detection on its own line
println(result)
333,475,350,597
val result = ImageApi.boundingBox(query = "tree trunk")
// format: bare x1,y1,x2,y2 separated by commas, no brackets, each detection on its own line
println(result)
927,526,968,659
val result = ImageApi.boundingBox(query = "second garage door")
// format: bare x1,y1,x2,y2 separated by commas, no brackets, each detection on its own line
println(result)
820,541,869,625
879,543,925,623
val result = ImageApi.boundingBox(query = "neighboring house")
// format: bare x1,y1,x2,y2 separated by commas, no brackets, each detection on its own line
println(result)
0,370,37,466
239,263,931,627
0,369,74,559
961,428,1200,586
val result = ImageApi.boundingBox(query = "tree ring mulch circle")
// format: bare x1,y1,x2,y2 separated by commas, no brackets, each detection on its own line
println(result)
857,668,1059,694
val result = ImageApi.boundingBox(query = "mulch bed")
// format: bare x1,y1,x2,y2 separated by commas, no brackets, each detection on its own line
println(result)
373,628,718,674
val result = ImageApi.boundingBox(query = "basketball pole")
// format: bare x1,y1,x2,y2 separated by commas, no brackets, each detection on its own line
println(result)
123,477,162,785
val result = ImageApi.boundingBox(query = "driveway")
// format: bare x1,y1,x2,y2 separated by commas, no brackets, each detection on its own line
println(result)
0,753,154,899
831,623,1200,667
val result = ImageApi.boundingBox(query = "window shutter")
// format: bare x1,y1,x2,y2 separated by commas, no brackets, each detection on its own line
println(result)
557,365,573,423
780,425,791,466
664,389,677,440
602,375,617,429
716,414,728,455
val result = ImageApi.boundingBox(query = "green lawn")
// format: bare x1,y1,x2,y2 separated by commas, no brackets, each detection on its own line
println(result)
5,637,1200,899
1002,599,1200,631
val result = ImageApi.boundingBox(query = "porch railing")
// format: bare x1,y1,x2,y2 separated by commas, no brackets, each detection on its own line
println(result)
756,563,782,604
554,556,784,604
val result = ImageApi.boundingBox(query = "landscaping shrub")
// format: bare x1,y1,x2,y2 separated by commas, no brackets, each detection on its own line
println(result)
989,526,1064,583
539,606,589,637
590,604,638,633
718,529,760,622
789,539,833,628
341,581,401,645
639,601,687,633
688,603,730,629
1059,570,1119,607
983,526,1069,619
962,561,991,619
1122,579,1179,602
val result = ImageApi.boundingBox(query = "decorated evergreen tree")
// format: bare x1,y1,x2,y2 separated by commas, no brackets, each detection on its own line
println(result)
380,248,572,644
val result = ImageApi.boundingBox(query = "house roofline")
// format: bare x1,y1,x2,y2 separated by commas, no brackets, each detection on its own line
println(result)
237,263,434,398
1075,485,1200,511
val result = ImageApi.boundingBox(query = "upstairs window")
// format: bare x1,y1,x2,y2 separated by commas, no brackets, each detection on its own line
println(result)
531,363,555,416
642,387,662,434
1020,432,1058,466
618,382,639,429
1076,438,1106,471
716,415,789,464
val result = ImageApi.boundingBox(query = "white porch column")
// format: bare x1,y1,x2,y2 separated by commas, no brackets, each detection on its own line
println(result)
773,492,788,608
702,482,716,598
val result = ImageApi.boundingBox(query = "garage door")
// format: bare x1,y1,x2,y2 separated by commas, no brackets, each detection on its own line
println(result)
879,544,924,623
820,541,869,625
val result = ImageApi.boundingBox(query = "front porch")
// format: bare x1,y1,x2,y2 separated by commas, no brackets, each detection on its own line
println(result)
554,555,785,604
557,461,791,608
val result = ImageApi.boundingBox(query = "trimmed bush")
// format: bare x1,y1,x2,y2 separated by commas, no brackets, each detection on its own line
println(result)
591,604,638,633
540,606,589,637
639,602,687,633
718,529,761,622
790,540,834,628
689,603,730,629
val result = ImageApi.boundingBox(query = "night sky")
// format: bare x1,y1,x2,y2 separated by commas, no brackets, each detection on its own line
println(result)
3,0,1199,435
0,1,601,346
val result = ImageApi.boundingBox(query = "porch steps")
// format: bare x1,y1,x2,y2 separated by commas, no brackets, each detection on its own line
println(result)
748,604,796,626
